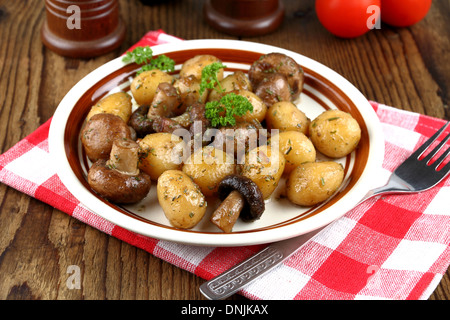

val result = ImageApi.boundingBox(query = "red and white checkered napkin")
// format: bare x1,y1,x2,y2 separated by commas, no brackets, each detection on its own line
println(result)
1,30,449,300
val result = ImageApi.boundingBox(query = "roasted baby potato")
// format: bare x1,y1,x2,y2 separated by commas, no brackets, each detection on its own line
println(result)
208,71,252,101
273,131,316,174
86,92,133,123
138,132,186,180
234,90,267,123
286,161,344,206
309,109,361,158
265,101,310,135
182,146,236,197
179,54,224,81
157,170,207,229
130,69,174,106
240,145,285,199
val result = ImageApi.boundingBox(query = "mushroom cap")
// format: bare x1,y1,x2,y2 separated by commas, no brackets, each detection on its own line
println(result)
217,174,265,222
254,73,292,106
88,159,152,204
81,113,132,162
128,105,153,137
248,52,304,100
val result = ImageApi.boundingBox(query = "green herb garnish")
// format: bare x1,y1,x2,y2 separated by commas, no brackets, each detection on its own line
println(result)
199,62,227,96
142,54,175,73
123,46,175,74
205,92,253,127
123,46,153,64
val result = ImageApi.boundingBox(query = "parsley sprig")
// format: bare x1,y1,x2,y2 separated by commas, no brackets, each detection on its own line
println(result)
123,46,175,74
205,92,253,127
199,62,227,96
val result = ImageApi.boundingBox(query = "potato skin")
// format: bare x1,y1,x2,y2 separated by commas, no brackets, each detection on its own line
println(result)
240,145,285,199
274,131,316,174
208,71,252,101
234,90,267,123
286,161,344,206
309,110,361,158
157,170,207,229
130,70,174,106
179,54,223,81
86,92,133,123
81,113,132,162
182,146,236,197
138,133,186,180
265,101,310,135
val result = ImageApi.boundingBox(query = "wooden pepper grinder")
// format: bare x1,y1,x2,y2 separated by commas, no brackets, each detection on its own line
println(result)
203,0,284,37
41,0,126,58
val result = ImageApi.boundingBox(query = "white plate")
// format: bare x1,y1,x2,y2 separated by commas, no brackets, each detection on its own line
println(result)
48,40,384,247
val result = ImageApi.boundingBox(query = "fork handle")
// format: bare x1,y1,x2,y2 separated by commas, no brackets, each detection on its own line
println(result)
358,174,412,204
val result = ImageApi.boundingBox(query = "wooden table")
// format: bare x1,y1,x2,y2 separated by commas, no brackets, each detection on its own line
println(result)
0,0,448,300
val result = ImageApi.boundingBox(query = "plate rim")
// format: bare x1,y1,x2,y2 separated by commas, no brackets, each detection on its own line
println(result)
48,39,385,247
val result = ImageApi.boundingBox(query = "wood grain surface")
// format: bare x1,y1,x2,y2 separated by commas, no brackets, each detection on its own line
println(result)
0,0,448,300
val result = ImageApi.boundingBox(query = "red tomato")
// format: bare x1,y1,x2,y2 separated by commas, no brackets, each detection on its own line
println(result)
381,0,432,27
315,0,381,38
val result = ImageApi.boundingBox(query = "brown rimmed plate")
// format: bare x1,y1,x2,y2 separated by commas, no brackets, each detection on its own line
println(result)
48,40,384,247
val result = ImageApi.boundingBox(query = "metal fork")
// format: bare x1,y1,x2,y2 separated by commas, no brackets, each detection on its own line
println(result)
360,121,450,202
200,121,450,300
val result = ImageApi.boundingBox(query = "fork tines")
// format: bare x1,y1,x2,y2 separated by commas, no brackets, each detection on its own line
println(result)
413,122,450,170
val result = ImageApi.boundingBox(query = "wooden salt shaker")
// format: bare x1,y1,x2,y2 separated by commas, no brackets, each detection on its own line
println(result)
41,0,126,58
203,0,284,37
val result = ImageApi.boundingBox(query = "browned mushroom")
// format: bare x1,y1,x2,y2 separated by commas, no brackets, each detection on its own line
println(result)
211,120,267,160
128,82,185,136
248,52,304,101
128,92,209,138
81,113,133,162
254,73,292,106
147,82,183,117
173,74,208,108
187,102,211,137
210,174,265,233
87,139,151,204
